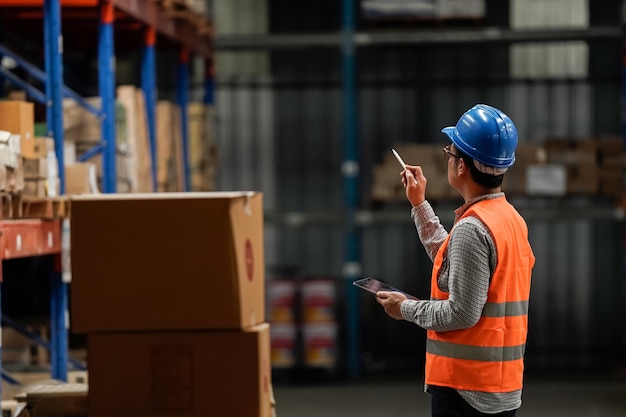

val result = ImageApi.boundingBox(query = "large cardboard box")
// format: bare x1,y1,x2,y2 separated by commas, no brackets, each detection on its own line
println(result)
70,192,265,332
65,162,98,195
0,101,34,145
22,137,55,160
87,323,272,417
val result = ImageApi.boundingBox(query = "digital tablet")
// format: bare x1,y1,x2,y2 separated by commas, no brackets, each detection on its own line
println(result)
352,277,418,300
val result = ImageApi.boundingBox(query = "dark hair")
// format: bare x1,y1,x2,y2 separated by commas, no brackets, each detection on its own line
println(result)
455,149,504,189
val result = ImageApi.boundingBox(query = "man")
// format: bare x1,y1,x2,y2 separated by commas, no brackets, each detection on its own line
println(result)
376,104,535,417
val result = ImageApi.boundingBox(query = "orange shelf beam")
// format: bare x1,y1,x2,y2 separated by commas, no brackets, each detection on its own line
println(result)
0,0,212,57
0,219,62,262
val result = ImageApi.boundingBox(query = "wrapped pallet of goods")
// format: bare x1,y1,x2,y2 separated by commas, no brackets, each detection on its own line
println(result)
64,90,151,193
543,137,599,196
117,85,153,192
189,103,218,191
156,101,185,192
371,143,455,202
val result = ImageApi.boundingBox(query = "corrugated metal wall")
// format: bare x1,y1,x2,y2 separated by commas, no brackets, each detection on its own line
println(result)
213,1,624,374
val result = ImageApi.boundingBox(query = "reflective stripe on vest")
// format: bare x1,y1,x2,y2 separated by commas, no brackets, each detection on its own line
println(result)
427,340,526,362
432,299,529,318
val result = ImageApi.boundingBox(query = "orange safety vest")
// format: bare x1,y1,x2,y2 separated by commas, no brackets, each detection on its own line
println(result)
424,197,535,392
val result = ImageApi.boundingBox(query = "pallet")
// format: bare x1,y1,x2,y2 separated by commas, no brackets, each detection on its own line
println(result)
154,0,191,12
1,400,19,417
154,0,210,30
0,192,23,220
21,196,70,220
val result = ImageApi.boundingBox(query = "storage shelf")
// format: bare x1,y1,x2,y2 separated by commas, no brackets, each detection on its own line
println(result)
0,0,212,57
264,204,626,228
0,0,215,392
0,219,62,261
215,26,621,51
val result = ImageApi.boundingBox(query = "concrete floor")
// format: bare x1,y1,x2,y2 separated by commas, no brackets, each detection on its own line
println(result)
273,375,626,417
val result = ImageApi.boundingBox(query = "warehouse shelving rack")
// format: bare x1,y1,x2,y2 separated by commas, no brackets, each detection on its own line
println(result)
0,0,214,396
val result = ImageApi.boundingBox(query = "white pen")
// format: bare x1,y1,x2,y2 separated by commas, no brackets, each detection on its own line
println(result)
391,148,417,185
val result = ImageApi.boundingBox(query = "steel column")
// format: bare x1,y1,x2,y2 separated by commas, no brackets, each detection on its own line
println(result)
342,0,361,380
44,0,65,194
42,0,68,383
50,255,68,381
204,58,215,105
178,48,191,191
142,26,158,191
99,0,117,193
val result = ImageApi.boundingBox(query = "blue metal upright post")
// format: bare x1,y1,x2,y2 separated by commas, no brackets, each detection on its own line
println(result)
43,0,68,382
50,255,68,381
99,0,117,193
43,1,52,139
44,0,65,193
204,59,214,105
178,48,191,192
342,0,361,380
142,26,158,191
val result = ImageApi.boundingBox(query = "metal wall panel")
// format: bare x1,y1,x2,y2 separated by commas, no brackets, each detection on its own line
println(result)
214,41,623,372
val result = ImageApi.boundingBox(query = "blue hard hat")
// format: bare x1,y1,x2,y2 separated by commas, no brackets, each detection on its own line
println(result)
441,104,518,169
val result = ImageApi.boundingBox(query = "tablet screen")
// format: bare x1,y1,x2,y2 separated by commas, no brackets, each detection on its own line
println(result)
352,277,418,300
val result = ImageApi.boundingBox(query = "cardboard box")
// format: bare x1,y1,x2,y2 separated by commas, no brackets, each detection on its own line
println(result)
0,101,34,145
22,137,54,160
7,158,24,192
70,192,265,332
87,323,272,417
24,179,47,197
65,162,98,195
0,130,21,168
526,164,567,196
23,157,48,179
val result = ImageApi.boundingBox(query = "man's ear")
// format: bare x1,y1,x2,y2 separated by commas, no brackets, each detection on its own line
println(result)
457,158,465,175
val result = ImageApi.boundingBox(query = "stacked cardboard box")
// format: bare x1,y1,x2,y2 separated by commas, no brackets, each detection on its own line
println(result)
544,137,599,195
371,143,456,202
0,100,32,195
502,142,544,196
22,137,59,198
70,193,273,417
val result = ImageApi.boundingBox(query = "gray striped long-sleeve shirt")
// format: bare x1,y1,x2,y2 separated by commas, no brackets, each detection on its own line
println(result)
400,193,522,414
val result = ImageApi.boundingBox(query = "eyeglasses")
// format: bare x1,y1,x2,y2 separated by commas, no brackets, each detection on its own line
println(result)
443,145,462,161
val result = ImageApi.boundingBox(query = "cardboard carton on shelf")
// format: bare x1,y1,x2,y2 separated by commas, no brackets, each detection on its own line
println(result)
23,157,48,180
22,137,55,160
64,162,99,195
0,101,34,146
87,323,272,417
70,192,266,332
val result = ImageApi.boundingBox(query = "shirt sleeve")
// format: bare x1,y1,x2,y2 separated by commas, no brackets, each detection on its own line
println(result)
411,201,448,262
400,217,494,332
